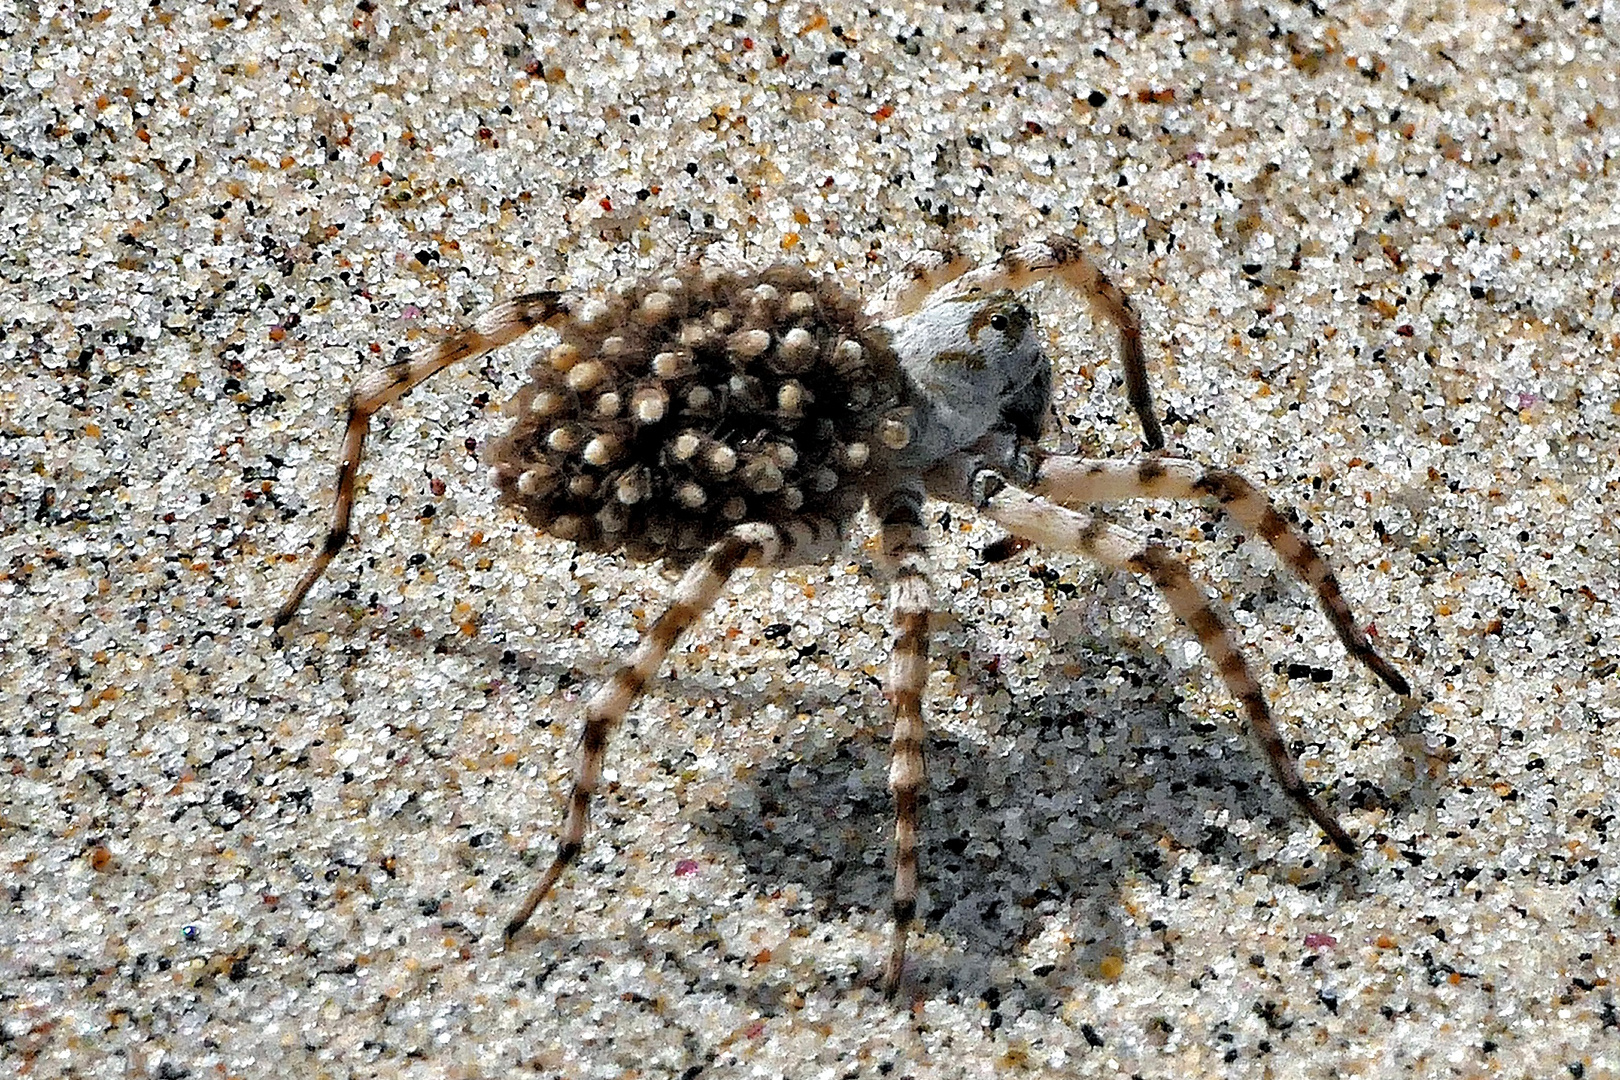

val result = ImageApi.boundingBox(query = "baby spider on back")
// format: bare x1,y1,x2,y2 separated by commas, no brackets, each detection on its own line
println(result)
275,235,1409,997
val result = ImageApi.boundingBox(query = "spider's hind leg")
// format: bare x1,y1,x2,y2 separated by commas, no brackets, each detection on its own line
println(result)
274,291,569,631
982,482,1358,854
503,519,840,945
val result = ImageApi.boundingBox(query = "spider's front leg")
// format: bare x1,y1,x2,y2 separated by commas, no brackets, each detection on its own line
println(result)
942,236,1162,450
865,246,972,321
874,486,934,998
978,478,1359,854
1032,456,1409,696
872,237,1162,451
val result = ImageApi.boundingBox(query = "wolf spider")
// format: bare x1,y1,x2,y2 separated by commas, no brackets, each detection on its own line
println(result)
275,236,1409,996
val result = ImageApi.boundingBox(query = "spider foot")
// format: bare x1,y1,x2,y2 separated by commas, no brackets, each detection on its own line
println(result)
969,468,1007,510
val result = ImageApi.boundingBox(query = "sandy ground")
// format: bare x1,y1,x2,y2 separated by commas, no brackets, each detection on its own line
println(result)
4,2,1618,1077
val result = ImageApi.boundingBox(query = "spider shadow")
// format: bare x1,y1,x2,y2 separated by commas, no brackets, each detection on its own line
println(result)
306,577,1426,1010
692,625,1407,1007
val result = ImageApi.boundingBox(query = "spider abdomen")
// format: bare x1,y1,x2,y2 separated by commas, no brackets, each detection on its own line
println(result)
486,265,908,564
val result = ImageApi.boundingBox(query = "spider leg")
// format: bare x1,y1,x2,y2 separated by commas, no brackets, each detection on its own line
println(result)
941,235,1161,450
981,482,1357,854
273,291,569,631
504,519,841,945
1033,456,1409,696
865,246,972,320
874,488,933,998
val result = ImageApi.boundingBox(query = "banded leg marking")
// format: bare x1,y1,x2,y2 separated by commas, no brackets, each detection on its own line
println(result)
942,236,1161,450
866,246,971,320
274,291,569,630
502,521,841,944
1033,456,1409,696
876,490,933,997
983,485,1357,854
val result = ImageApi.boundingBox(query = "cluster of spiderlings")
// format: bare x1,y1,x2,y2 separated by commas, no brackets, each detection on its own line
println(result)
486,265,908,564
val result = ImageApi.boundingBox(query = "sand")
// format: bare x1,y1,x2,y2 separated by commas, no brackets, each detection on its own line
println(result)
3,2,1617,1076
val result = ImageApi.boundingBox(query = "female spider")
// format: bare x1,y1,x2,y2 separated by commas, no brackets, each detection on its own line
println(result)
275,236,1409,996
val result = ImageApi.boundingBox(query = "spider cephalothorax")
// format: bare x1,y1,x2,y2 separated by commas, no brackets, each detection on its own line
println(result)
275,236,1409,997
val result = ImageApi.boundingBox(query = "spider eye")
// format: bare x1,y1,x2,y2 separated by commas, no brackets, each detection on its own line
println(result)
989,312,1009,331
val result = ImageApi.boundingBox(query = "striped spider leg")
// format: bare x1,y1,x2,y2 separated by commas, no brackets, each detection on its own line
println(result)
868,237,1161,450
978,460,1409,854
936,236,1162,451
1032,457,1410,697
872,484,934,996
272,291,571,630
503,518,845,942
